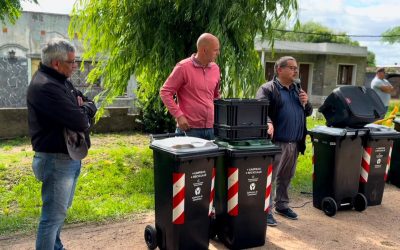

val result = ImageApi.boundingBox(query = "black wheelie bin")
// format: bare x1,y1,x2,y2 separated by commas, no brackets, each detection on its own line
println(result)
388,118,400,188
145,135,223,250
212,140,281,249
359,124,400,205
309,126,368,217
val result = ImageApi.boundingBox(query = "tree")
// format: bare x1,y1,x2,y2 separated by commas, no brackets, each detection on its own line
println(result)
274,21,376,66
0,0,37,24
274,21,359,45
69,0,298,133
367,51,376,67
382,26,400,43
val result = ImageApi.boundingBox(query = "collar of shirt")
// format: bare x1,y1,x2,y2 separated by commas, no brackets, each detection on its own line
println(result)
190,54,212,68
275,78,294,91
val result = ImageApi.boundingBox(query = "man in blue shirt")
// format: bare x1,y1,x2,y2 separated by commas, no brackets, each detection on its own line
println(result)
256,56,313,226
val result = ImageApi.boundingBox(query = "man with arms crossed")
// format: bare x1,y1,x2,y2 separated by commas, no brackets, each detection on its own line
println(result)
371,67,394,112
27,38,96,250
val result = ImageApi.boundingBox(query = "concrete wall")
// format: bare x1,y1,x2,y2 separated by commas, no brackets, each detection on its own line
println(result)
0,107,142,139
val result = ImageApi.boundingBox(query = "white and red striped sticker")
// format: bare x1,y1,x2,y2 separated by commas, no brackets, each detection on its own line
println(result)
209,168,216,216
385,144,393,181
360,147,372,183
172,173,185,224
227,167,239,216
264,164,273,213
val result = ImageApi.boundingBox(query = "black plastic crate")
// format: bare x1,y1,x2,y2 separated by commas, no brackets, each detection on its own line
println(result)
214,99,269,127
214,124,268,141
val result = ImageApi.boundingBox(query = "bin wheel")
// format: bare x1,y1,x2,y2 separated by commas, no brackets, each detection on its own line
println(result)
353,193,367,212
144,225,157,249
321,197,338,217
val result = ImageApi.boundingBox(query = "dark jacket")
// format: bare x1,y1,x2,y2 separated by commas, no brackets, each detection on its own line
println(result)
256,77,313,154
27,63,97,154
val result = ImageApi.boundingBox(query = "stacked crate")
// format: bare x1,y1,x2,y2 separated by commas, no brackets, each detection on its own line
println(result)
214,99,269,142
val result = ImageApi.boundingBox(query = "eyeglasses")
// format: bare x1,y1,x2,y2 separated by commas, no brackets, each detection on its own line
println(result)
284,66,298,71
64,59,77,64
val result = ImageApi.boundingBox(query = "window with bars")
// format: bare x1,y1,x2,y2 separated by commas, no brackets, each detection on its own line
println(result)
337,64,355,85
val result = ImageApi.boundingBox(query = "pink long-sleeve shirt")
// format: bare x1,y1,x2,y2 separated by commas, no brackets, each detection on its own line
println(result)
160,54,220,128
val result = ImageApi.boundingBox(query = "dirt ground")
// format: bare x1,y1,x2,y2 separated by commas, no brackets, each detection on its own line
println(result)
1,184,400,250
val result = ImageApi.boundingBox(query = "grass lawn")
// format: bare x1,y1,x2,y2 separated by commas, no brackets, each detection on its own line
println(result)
0,132,154,235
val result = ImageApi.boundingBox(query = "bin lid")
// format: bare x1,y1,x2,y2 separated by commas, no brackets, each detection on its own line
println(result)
151,136,218,153
310,126,367,136
364,123,400,138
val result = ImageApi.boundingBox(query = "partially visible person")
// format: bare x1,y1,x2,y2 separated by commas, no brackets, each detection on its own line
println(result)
371,67,394,112
256,56,312,227
160,33,221,140
27,38,97,250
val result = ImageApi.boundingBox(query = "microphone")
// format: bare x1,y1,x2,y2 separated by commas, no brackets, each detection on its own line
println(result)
294,78,305,109
294,78,302,90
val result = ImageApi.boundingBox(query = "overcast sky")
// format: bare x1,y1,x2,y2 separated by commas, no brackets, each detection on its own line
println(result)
22,0,400,66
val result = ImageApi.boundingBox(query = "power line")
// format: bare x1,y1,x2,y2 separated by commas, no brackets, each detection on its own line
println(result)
272,28,400,38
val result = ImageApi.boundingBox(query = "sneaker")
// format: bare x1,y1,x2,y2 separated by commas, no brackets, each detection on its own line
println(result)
267,213,277,227
275,207,298,220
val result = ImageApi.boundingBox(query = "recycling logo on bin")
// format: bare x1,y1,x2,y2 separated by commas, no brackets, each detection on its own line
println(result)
246,167,262,196
195,187,201,195
191,170,206,202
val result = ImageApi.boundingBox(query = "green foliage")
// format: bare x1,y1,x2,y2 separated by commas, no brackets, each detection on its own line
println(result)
0,0,37,24
367,51,376,67
69,0,298,132
382,26,400,43
273,21,377,68
275,21,359,45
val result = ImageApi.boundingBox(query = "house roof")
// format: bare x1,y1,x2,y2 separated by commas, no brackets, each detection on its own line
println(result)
255,39,368,57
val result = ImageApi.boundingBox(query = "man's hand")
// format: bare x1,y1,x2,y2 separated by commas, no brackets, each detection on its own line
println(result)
77,96,83,106
177,115,190,131
299,89,308,106
267,122,274,138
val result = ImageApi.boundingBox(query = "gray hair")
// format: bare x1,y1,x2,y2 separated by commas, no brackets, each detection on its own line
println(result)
274,56,296,75
41,38,75,66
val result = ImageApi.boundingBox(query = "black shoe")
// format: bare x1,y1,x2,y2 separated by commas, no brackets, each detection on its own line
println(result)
275,208,298,220
267,213,277,227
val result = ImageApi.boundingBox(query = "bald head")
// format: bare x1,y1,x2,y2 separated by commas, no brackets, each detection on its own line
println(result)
197,33,218,49
195,33,220,66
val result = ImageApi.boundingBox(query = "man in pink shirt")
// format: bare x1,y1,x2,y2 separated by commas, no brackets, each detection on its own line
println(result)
160,33,221,140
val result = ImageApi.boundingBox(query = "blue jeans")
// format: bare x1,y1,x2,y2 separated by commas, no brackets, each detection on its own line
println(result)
32,152,81,250
175,128,215,140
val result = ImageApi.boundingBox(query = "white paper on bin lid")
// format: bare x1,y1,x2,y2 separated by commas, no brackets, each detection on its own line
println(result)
365,123,394,131
365,123,398,134
311,126,347,136
151,136,218,153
